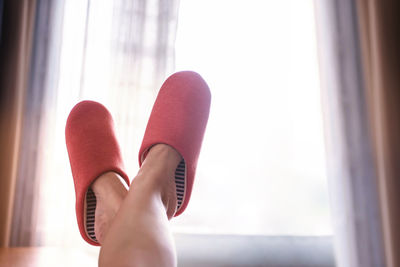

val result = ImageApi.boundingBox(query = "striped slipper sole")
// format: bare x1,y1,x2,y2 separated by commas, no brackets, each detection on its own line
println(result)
85,188,98,243
175,159,186,211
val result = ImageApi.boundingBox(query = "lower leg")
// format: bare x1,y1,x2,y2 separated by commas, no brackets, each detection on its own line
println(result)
98,144,182,267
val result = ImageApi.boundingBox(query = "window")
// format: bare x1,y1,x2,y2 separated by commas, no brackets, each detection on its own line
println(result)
35,0,332,264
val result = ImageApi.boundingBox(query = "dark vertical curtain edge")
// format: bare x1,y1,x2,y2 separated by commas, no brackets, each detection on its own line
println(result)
0,0,4,43
10,0,66,246
9,0,51,246
0,0,36,247
355,1,400,267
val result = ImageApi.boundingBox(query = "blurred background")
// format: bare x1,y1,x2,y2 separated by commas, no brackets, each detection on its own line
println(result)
0,0,399,266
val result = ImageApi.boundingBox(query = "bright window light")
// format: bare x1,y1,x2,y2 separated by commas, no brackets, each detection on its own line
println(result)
170,0,332,235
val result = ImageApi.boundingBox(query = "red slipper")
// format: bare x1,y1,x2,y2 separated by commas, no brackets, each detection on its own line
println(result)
65,100,130,245
139,71,211,216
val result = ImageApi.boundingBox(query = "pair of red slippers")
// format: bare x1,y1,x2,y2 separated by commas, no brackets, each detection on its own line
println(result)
65,71,211,246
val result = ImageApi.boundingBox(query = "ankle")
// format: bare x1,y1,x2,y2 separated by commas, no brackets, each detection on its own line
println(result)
141,144,181,172
92,172,128,202
136,144,181,196
91,172,128,243
134,144,182,218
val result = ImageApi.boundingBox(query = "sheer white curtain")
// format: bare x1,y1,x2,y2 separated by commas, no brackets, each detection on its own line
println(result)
314,0,385,266
32,0,179,250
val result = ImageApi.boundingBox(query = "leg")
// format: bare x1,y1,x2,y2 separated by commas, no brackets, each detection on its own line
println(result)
98,144,181,267
91,172,128,244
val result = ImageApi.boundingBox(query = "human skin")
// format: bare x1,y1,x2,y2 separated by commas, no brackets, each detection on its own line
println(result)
91,144,182,267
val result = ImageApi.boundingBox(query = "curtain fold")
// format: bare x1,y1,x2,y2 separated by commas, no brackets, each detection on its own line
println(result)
0,0,36,247
314,0,386,266
356,1,400,267
9,0,65,246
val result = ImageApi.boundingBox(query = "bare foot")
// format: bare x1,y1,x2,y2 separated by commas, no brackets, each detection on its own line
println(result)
135,144,182,219
91,172,128,243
